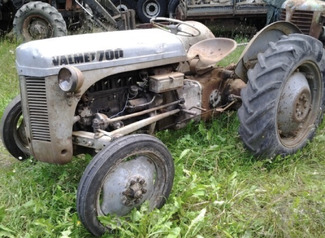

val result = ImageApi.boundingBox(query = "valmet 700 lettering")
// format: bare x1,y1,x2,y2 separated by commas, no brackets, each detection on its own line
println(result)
52,49,124,66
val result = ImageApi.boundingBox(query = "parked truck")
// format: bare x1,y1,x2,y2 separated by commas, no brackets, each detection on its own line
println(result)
108,0,284,26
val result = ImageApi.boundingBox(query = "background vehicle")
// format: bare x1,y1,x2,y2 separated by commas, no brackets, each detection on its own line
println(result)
280,0,325,43
112,0,282,26
0,0,286,40
170,0,275,32
0,0,135,40
111,0,169,23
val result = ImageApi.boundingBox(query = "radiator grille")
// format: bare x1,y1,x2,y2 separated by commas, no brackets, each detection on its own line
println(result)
25,77,51,142
280,9,313,35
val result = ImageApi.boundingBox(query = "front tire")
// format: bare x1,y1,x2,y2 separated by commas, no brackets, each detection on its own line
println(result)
13,1,67,41
77,134,174,236
238,34,324,157
0,95,30,160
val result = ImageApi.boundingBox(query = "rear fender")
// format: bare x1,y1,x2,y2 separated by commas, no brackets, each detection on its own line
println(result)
235,21,301,82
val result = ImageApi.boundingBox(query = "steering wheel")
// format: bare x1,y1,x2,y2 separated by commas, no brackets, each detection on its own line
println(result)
150,17,201,37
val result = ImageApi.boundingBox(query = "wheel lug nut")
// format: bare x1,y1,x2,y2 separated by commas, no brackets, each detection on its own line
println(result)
134,190,142,198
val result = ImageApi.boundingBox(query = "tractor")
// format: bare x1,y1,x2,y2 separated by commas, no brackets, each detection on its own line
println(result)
0,0,135,41
1,0,325,235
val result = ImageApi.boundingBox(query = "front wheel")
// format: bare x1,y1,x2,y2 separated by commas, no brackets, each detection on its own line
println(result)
0,95,30,160
238,34,324,157
77,134,174,236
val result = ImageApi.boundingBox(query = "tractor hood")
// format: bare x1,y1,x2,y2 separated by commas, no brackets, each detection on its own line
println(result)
16,29,196,77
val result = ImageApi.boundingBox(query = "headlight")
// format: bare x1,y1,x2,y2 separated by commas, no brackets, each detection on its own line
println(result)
58,66,84,93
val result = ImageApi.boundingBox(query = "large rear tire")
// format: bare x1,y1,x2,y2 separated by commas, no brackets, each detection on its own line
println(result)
13,1,67,41
77,134,174,236
238,34,324,157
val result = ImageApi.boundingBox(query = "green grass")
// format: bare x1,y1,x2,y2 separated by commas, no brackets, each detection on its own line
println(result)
0,39,19,118
1,37,325,238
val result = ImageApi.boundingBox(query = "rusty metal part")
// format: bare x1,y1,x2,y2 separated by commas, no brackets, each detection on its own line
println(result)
163,95,241,131
72,99,181,150
228,78,246,96
72,131,112,150
96,99,183,125
187,38,237,67
215,99,237,112
187,67,238,120
235,21,301,82
98,109,180,139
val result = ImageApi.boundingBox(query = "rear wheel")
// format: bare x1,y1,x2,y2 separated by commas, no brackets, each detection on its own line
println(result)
77,134,174,236
0,95,29,160
136,0,167,23
238,34,324,157
13,1,67,41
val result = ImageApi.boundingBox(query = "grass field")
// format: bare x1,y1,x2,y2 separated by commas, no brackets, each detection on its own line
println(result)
1,36,325,238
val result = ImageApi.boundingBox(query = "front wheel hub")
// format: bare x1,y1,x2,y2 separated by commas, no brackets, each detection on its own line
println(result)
122,176,148,206
100,156,155,216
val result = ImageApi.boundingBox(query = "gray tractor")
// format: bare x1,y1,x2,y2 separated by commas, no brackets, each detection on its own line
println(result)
1,7,324,237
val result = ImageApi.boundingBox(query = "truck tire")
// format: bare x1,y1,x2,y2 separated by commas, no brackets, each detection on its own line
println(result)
112,0,136,12
168,0,179,17
77,134,174,236
238,34,324,158
78,7,95,34
136,0,167,23
0,95,30,160
13,1,67,41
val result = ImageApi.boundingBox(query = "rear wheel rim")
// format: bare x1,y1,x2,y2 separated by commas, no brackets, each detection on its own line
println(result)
277,61,321,147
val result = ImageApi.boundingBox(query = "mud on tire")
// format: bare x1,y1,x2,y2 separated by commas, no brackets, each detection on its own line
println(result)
238,34,324,158
13,1,67,41
77,134,174,236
